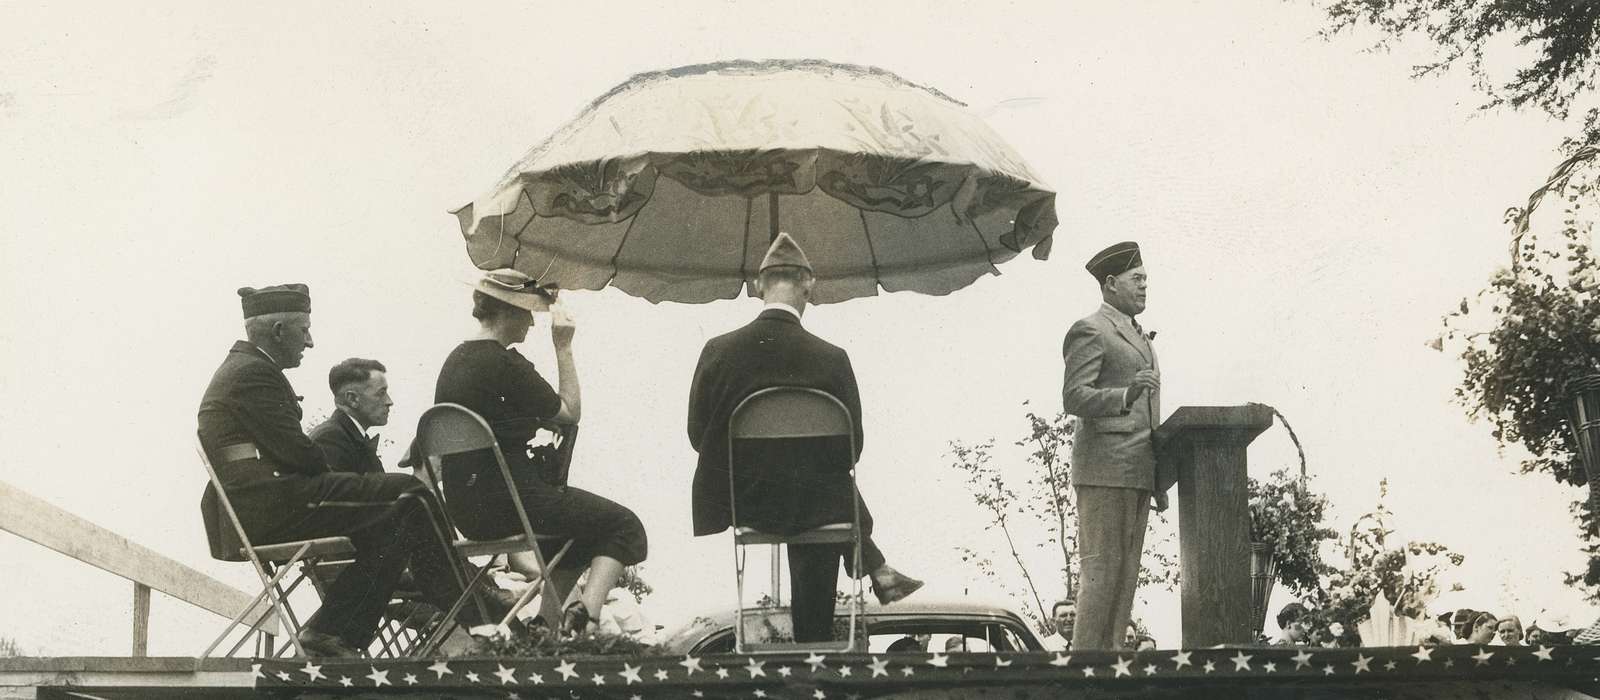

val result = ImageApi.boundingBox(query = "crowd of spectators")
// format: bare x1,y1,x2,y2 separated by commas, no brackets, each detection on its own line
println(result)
1271,602,1589,647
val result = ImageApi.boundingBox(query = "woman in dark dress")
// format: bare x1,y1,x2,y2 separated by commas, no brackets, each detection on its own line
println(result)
435,269,647,634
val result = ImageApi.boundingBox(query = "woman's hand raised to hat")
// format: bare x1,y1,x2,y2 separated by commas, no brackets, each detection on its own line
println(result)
549,303,577,348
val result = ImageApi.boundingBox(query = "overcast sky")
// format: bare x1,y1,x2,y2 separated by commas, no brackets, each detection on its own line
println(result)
1,1,1592,654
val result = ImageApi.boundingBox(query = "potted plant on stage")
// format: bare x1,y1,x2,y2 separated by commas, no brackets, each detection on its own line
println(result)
1245,408,1337,636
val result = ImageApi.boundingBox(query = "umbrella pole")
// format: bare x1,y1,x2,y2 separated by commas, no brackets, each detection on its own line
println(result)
769,192,780,243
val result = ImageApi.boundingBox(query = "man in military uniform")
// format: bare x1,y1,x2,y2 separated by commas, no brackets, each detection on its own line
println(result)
197,284,495,657
1061,242,1164,650
687,234,922,643
310,357,392,475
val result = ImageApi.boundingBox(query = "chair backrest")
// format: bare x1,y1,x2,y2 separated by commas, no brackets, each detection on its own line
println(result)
726,387,858,533
194,432,265,568
729,387,854,444
413,402,577,542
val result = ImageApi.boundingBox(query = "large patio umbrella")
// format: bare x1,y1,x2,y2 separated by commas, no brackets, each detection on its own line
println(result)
452,59,1058,304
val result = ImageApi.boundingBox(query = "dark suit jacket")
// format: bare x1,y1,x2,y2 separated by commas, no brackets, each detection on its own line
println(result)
311,409,384,475
197,341,329,560
686,308,865,537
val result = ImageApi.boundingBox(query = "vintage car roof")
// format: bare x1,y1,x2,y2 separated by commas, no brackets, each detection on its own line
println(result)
661,598,1035,652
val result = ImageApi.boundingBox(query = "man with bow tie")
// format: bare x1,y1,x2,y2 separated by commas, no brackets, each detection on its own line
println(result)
311,358,393,475
1061,241,1165,650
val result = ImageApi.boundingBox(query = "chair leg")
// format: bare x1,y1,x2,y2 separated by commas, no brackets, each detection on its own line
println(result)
414,563,493,657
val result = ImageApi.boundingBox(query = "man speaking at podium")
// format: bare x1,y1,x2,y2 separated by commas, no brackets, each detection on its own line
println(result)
1061,241,1163,650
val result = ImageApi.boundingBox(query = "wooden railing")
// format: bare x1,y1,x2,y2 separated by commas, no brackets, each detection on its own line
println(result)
0,480,277,656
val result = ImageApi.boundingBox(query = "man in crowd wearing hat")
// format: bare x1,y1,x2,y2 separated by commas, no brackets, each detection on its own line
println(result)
1061,242,1163,650
310,358,393,475
198,284,503,657
687,233,923,643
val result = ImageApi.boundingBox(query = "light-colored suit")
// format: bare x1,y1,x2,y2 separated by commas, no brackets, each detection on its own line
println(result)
1062,303,1160,489
1061,302,1160,649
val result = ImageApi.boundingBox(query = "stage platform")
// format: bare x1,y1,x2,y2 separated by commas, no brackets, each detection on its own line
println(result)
7,645,1600,699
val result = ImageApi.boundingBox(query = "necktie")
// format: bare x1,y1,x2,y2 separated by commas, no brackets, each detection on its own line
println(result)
1131,317,1144,337
366,434,381,454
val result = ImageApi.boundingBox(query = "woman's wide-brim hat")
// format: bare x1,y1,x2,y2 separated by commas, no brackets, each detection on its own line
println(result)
468,268,557,311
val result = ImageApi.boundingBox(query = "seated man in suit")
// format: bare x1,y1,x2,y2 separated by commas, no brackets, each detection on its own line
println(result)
311,358,393,474
687,233,923,643
198,284,505,656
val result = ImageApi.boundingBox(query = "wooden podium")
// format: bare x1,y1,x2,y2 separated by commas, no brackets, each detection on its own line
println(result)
1153,404,1273,648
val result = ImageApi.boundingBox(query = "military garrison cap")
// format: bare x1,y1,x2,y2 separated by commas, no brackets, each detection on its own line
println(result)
759,232,813,273
1085,241,1143,281
238,283,310,318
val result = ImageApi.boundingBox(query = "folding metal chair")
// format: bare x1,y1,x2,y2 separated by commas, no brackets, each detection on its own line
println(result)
195,434,355,660
412,403,575,648
728,387,864,653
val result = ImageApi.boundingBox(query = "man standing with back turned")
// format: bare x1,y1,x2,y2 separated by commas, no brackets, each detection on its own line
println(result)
1061,242,1164,650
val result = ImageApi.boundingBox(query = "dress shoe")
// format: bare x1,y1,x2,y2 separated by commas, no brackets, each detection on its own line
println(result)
296,628,363,658
561,601,596,637
871,567,925,605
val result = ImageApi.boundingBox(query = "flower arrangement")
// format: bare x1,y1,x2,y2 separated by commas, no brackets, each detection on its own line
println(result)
1247,468,1337,596
1296,480,1465,646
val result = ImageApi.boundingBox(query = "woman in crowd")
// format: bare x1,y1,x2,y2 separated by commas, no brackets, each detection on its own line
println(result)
1466,611,1499,645
1495,616,1524,646
433,269,648,635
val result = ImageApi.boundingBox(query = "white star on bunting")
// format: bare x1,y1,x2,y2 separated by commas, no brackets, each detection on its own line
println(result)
338,676,353,687
837,665,853,677
619,663,643,684
812,690,826,699
1203,660,1216,674
1081,666,1096,677
591,673,606,685
251,664,264,680
805,653,828,672
745,658,767,678
1352,654,1373,674
1263,662,1278,673
555,660,579,681
275,671,291,682
927,653,949,668
1321,665,1335,676
994,656,1013,668
428,660,453,678
1383,661,1397,671
1291,650,1314,669
1411,646,1434,664
403,673,418,685
527,672,544,684
715,667,731,679
682,655,706,675
1534,645,1556,662
1230,652,1253,671
464,671,480,683
1473,648,1496,666
869,658,890,677
365,667,391,687
1143,664,1158,675
299,662,325,681
1050,653,1073,667
495,664,518,685
654,669,670,681
900,666,916,676
1172,651,1193,670
777,666,793,678
1112,657,1132,677
754,691,768,698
